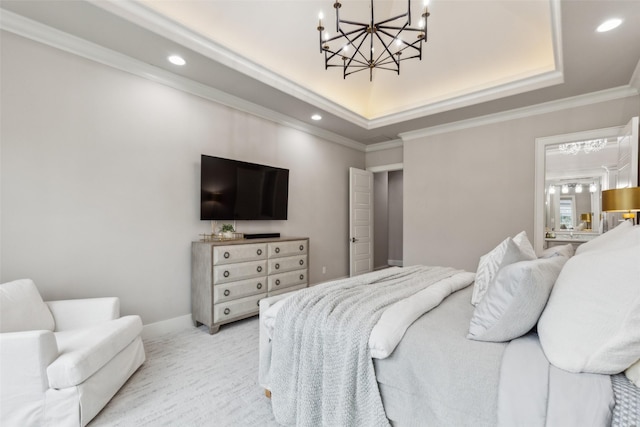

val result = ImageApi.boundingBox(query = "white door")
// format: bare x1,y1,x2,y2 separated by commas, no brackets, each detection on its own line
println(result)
349,167,373,277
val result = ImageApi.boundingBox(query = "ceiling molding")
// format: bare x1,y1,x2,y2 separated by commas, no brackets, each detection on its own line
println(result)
367,163,404,173
367,70,564,129
91,0,564,129
365,139,403,153
90,0,371,129
399,85,640,142
0,9,367,153
630,58,640,91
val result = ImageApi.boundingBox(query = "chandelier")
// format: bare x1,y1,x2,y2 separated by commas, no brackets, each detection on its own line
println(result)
316,0,430,81
558,139,607,155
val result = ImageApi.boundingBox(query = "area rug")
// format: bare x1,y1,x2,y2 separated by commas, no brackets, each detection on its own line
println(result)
90,318,279,426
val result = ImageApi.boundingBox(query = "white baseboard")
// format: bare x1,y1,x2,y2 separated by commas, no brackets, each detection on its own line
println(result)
142,314,194,340
388,259,404,267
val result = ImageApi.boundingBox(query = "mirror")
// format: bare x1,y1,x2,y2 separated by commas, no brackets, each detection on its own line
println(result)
534,117,639,253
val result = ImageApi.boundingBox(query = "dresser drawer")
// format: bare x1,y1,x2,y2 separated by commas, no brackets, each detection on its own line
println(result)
268,255,307,274
213,243,267,265
213,293,264,323
268,283,308,297
213,276,267,303
213,260,267,284
268,269,308,292
268,240,307,259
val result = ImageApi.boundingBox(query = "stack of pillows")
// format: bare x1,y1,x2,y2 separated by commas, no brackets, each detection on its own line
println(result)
467,222,640,387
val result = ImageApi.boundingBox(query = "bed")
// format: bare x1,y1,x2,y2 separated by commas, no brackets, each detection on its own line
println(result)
259,224,640,426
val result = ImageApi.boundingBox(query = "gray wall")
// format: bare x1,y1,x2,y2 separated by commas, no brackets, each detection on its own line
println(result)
373,173,389,269
388,170,403,263
404,96,640,272
0,32,365,324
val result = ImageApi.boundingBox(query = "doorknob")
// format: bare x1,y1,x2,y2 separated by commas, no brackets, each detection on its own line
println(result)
351,237,358,243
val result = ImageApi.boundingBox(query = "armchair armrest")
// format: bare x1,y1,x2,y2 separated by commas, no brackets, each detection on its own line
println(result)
0,331,58,425
46,297,120,331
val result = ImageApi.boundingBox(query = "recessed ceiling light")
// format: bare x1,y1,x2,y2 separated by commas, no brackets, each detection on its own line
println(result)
168,55,186,66
311,114,322,121
597,18,622,33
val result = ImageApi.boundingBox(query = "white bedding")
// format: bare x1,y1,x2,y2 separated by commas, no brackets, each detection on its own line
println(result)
262,268,475,359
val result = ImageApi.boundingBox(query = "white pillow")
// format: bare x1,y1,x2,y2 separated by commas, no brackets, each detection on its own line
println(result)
471,233,537,306
513,231,537,260
0,279,55,333
626,360,640,387
468,256,567,342
538,229,640,374
540,243,575,259
575,220,633,255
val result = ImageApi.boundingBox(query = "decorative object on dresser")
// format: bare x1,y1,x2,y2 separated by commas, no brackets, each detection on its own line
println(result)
191,237,309,334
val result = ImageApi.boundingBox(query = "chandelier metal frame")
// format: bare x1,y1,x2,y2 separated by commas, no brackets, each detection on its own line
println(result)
317,0,430,81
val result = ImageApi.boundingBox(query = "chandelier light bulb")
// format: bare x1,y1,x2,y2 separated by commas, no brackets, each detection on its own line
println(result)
318,11,324,20
343,45,349,52
419,18,425,29
396,38,402,46
324,32,329,41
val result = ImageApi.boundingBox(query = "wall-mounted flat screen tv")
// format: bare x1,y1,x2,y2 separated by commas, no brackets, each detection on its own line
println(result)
200,155,289,220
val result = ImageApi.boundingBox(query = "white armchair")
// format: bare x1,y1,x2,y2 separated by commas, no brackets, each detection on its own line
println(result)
0,279,145,427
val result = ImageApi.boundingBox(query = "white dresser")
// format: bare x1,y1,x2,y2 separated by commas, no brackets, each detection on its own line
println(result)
191,237,309,334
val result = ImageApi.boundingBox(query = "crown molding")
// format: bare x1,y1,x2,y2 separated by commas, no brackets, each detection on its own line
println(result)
0,9,367,153
88,0,564,131
89,0,371,129
365,139,403,153
630,58,640,92
400,85,640,142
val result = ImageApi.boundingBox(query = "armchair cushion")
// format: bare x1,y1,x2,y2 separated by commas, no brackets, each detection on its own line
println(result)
0,279,54,333
47,315,143,388
46,297,120,331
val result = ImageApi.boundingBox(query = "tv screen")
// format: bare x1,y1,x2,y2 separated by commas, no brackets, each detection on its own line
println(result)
200,155,289,220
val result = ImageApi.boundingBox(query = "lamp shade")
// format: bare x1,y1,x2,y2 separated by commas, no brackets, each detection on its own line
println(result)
580,213,592,222
602,187,640,212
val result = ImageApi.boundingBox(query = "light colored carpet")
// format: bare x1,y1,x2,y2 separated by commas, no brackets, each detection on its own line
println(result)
90,318,279,426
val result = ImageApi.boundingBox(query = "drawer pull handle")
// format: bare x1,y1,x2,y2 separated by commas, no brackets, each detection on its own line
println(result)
299,259,304,266
299,245,304,251
257,266,263,273
275,247,280,254
224,308,230,315
275,263,280,270
223,271,230,278
257,300,260,307
300,274,304,280
276,279,281,286
224,251,230,259
224,289,230,297
257,283,262,290
257,249,263,256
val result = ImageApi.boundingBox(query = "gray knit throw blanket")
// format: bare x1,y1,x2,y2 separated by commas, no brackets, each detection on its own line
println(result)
270,265,461,427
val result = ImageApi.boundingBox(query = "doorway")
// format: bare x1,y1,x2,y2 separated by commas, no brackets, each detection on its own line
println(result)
373,170,403,269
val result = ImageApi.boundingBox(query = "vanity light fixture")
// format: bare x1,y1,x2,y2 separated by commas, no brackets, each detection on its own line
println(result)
549,185,556,195
575,184,583,193
589,183,597,193
168,55,186,66
561,184,569,194
597,18,622,33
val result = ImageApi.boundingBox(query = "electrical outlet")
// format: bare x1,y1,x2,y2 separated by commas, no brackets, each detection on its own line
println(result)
322,266,326,274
